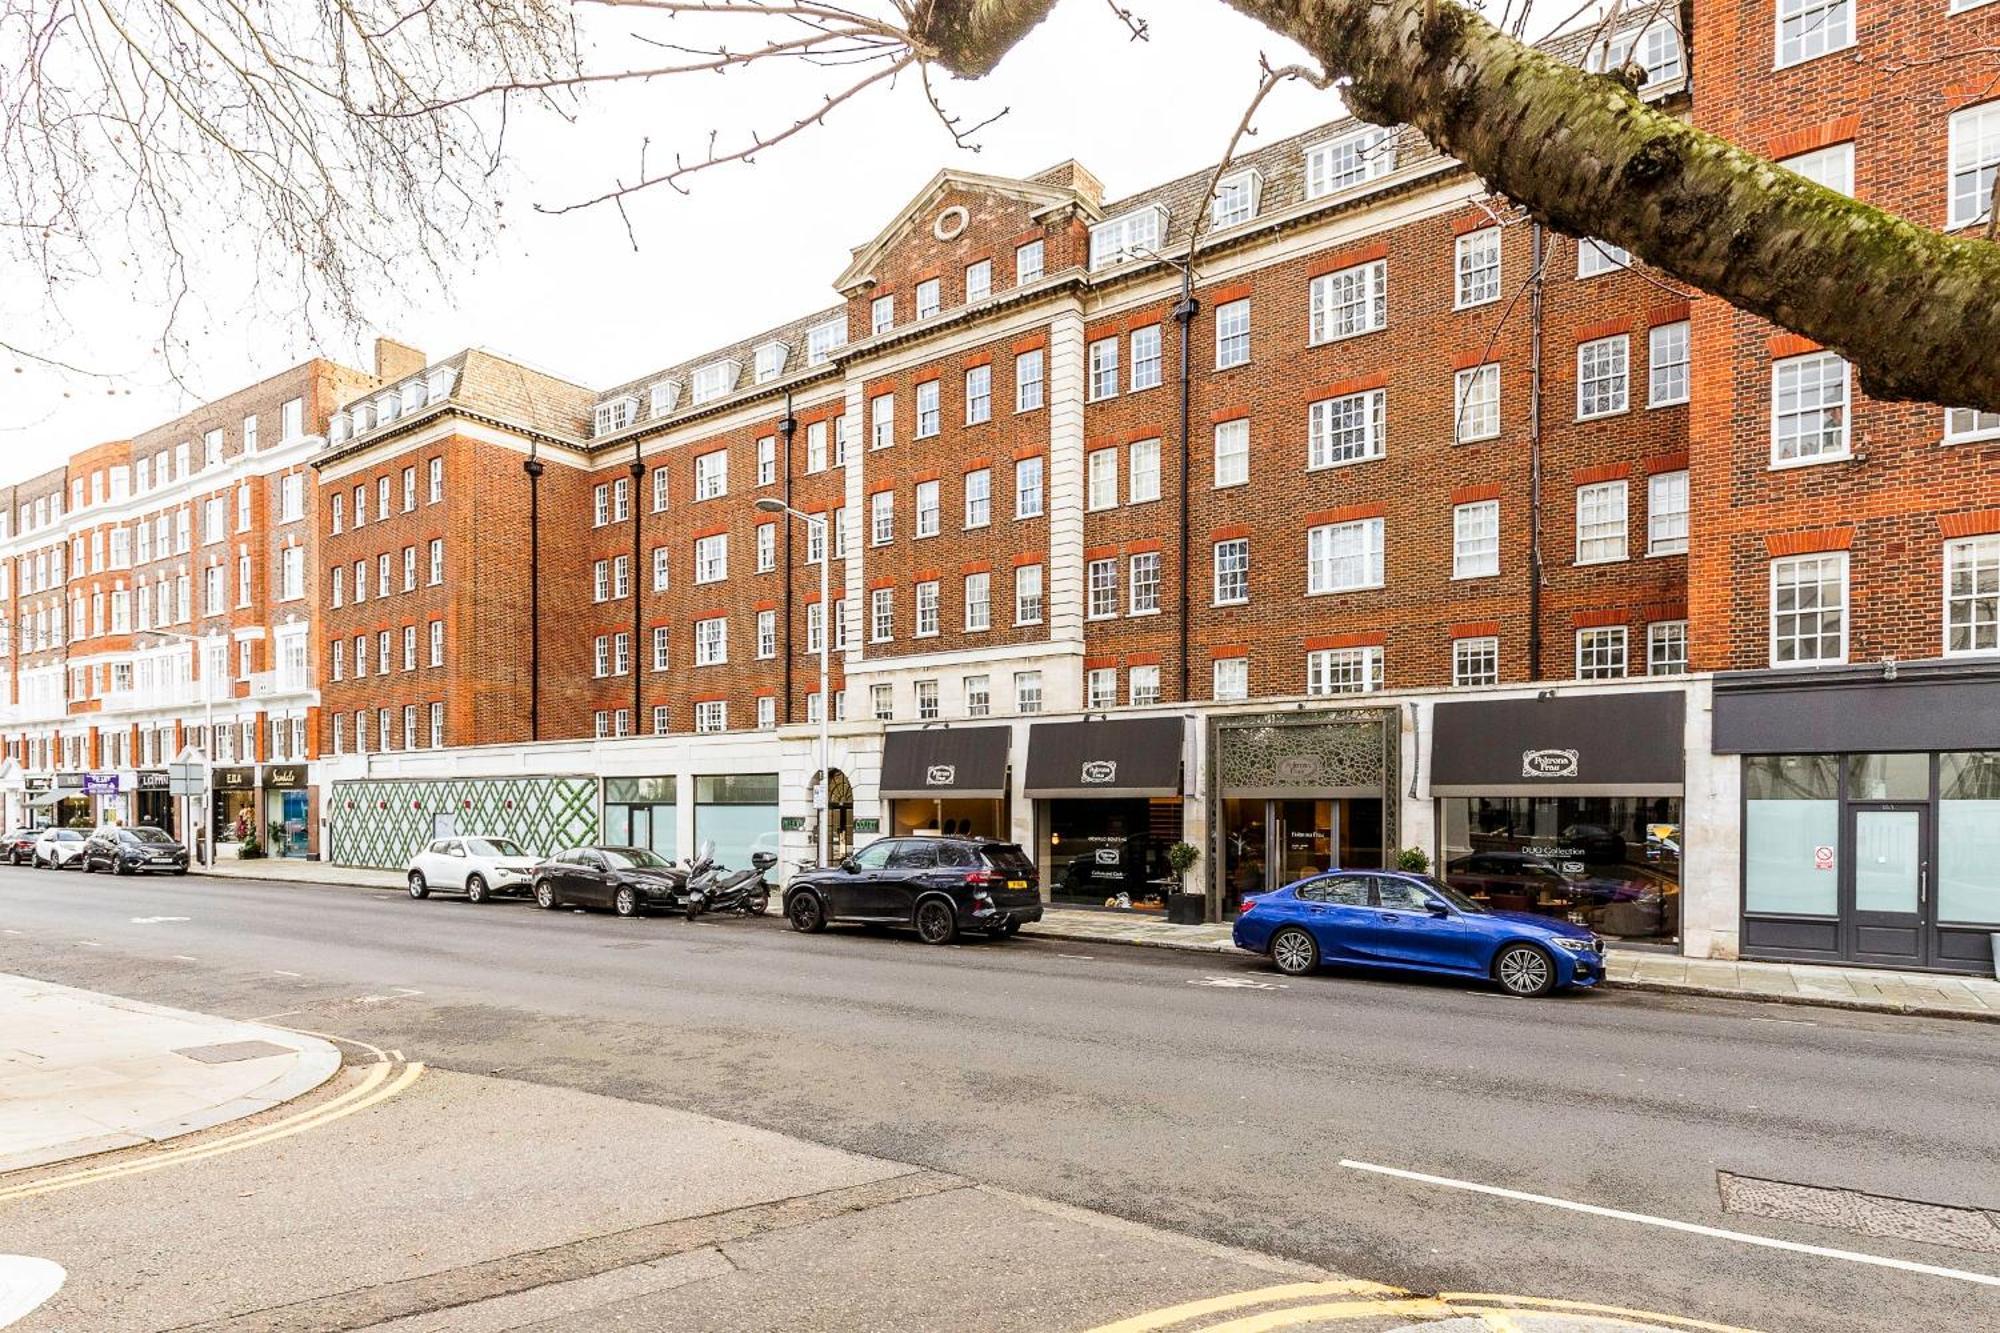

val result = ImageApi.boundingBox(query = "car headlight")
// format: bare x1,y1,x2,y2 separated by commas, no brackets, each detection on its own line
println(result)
1552,937,1598,953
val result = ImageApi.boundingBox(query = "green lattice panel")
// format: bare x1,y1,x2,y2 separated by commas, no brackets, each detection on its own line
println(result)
328,776,599,869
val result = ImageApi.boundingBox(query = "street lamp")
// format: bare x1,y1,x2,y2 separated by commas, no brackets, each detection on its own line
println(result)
754,496,832,869
142,629,216,867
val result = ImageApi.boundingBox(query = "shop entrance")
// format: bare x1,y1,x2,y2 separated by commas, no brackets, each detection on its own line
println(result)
812,768,857,860
1849,804,1926,967
1221,797,1384,913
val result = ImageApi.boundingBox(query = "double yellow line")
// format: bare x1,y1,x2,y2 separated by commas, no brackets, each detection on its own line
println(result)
0,1032,423,1205
1087,1281,1765,1332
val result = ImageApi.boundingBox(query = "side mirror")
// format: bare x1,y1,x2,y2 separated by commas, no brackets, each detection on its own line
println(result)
1425,899,1452,917
839,856,858,874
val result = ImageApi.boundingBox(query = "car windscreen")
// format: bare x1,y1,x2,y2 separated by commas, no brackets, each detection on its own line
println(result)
468,838,526,858
1420,875,1489,914
979,844,1035,876
602,848,669,870
129,828,175,844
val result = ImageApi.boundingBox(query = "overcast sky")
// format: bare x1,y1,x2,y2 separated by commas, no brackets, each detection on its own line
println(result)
1,2,1589,487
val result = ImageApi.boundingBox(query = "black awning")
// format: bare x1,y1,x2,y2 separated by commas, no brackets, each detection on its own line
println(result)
1430,690,1685,795
1712,661,2000,754
1023,717,1184,799
879,726,1012,799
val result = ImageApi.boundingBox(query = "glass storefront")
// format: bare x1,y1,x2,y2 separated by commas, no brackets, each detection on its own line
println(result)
891,796,1005,841
1743,754,1840,917
604,776,678,859
1440,795,1683,942
692,773,778,872
1939,752,2000,928
1221,797,1384,911
1047,797,1180,910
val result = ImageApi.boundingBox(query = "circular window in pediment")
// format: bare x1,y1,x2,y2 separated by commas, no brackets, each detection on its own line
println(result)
933,205,970,241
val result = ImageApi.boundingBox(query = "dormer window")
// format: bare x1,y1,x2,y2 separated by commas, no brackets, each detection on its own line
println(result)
375,392,401,424
753,342,789,385
1089,205,1167,271
330,413,351,445
1593,22,1684,89
1211,169,1263,229
1304,126,1396,199
400,380,427,414
594,395,639,437
425,366,457,401
351,402,374,433
649,380,682,417
691,359,741,405
805,320,846,367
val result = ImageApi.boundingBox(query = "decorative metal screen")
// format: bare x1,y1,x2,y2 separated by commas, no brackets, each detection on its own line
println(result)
328,775,598,869
1212,708,1400,847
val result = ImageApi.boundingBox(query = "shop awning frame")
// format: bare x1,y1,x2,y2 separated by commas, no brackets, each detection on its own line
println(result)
1429,690,1686,797
879,725,1013,800
1023,716,1185,799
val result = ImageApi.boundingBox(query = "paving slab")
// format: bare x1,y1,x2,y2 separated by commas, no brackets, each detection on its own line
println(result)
0,973,340,1173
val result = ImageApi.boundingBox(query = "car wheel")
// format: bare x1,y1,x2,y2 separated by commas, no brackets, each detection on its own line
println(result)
1270,926,1320,977
1494,943,1557,998
116,858,134,876
408,872,429,900
534,880,557,910
915,898,958,946
80,856,93,874
787,891,827,933
614,885,640,918
466,874,489,905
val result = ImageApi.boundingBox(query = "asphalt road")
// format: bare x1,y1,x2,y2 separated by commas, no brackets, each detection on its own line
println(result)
2,865,1996,1332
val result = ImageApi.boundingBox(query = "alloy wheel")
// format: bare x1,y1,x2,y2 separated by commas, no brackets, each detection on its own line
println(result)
408,873,428,900
615,886,638,917
1496,945,1554,997
1271,927,1318,976
466,875,488,904
787,893,824,933
535,881,556,910
916,900,956,945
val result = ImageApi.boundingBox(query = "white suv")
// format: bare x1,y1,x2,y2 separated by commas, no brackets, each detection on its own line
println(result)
406,836,539,903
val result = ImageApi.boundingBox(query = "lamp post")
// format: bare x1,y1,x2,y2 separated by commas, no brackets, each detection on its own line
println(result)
754,497,831,869
143,629,216,867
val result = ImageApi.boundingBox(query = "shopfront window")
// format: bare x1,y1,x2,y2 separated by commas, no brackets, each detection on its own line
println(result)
1047,797,1178,910
1939,752,2000,927
604,776,678,860
1222,797,1384,914
692,774,777,871
891,797,1004,840
1440,795,1681,941
1743,754,1839,917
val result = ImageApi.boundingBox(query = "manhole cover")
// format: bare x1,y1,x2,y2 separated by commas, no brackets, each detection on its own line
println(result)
172,1040,292,1064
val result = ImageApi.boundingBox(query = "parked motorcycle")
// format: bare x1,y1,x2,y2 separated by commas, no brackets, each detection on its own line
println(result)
683,844,778,921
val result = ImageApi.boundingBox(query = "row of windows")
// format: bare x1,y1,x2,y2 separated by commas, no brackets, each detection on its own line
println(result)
330,702,446,756
870,240,1046,337
328,541,445,607
1771,536,2000,666
329,458,444,535
329,621,446,680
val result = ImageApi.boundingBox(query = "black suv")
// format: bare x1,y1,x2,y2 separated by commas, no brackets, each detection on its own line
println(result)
784,836,1043,944
82,825,191,876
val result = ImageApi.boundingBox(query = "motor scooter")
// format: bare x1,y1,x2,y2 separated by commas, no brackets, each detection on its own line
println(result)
683,843,778,921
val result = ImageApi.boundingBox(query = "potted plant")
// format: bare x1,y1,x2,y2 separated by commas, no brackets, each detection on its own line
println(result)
1165,841,1204,925
238,831,265,860
1395,846,1432,874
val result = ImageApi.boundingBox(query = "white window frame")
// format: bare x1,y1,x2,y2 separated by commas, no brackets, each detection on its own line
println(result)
965,259,992,304
1770,351,1851,466
1014,563,1044,625
1453,500,1500,579
915,480,940,539
915,277,941,321
964,572,991,632
1015,349,1045,412
1015,456,1044,518
1575,627,1629,680
1128,440,1161,504
1775,0,1853,70
1212,656,1248,702
1575,480,1629,565
695,450,729,500
1309,259,1387,344
1304,126,1395,199
870,294,894,335
1307,388,1386,469
1770,552,1849,666
1214,298,1251,370
915,379,940,438
1648,321,1690,407
1577,238,1633,277
1087,558,1119,620
1453,636,1500,687
1306,646,1383,696
1648,620,1690,676
1647,470,1690,556
1129,551,1161,615
1454,364,1501,442
965,468,992,528
1130,325,1163,392
1088,205,1165,271
1088,337,1119,401
1213,419,1249,488
965,364,992,425
1782,142,1854,196
1211,168,1261,228
1306,518,1385,594
1212,538,1249,606
1087,447,1118,511
1944,535,2000,657
1948,101,2000,231
1945,407,2000,444
1577,334,1631,420
1454,227,1502,309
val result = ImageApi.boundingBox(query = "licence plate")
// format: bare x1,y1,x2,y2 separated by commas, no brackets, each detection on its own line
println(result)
1007,880,1027,889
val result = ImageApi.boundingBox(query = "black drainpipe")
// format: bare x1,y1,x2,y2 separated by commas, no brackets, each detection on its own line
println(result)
630,450,646,730
779,392,797,724
523,448,544,741
1173,268,1198,703
1528,222,1546,682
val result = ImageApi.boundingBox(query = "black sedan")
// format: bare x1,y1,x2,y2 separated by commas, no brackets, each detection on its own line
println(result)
784,836,1043,944
81,825,191,875
530,846,685,917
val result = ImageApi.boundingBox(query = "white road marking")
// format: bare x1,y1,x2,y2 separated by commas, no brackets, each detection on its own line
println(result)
130,915,191,925
1748,1015,1816,1026
352,988,424,1005
271,970,302,978
1,929,21,936
1340,1158,2000,1288
1188,976,1286,990
171,954,198,962
0,1255,65,1327
1058,953,1097,961
75,941,100,948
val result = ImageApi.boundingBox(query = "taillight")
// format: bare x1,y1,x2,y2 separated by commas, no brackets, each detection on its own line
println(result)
1240,897,1258,914
965,870,997,888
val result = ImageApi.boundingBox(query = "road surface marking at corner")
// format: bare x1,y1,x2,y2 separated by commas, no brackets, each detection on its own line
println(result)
1190,1299,1453,1331
130,916,191,924
1084,1280,1406,1332
1340,1159,2000,1287
1441,1295,1762,1333
0,1255,64,1328
1189,976,1286,990
74,941,100,948
0,1048,423,1203
271,970,302,977
171,955,198,962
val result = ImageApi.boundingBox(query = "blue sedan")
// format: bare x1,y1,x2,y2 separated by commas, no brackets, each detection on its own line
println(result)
1232,869,1604,997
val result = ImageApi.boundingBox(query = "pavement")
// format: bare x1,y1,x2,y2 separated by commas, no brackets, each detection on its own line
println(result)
3,866,1997,1332
201,854,2000,1022
0,971,339,1173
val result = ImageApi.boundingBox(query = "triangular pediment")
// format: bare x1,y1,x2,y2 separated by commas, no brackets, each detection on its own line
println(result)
835,168,1102,293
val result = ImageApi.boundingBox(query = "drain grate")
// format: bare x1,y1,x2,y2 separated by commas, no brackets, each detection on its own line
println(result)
171,1039,293,1064
1718,1171,2000,1256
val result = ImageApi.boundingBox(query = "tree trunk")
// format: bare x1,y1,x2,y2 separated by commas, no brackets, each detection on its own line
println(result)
923,0,2000,413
